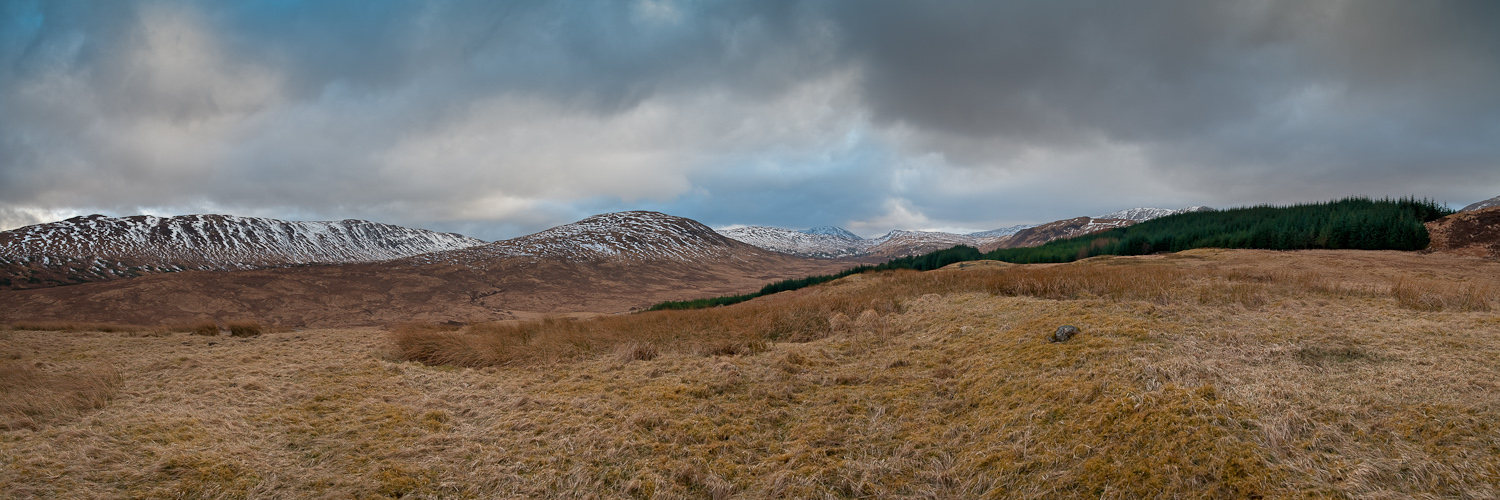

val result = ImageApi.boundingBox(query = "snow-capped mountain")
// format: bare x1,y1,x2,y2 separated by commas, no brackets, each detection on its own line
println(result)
724,214,1145,259
863,230,1002,259
411,211,762,267
800,226,862,239
1460,195,1500,213
1095,206,1212,222
0,214,482,289
718,226,867,259
1,211,852,326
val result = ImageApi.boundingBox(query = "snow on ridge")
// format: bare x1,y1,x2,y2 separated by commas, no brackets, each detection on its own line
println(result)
1095,206,1213,222
417,211,747,267
799,226,862,239
721,226,867,259
0,214,485,268
1460,195,1500,213
967,224,1037,238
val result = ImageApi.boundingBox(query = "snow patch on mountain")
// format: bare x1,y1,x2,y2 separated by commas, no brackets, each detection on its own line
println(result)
413,211,748,267
967,224,1037,238
799,226,862,239
1460,195,1500,213
0,214,483,268
721,226,867,259
1096,206,1212,222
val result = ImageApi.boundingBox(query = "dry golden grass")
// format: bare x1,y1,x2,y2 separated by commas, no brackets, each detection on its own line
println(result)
1392,277,1494,312
5,321,150,333
0,360,122,430
2,249,1497,498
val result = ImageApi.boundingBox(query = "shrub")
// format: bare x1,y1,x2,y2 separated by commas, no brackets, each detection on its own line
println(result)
189,322,220,336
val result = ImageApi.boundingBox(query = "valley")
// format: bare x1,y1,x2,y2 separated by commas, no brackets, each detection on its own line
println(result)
3,248,1496,498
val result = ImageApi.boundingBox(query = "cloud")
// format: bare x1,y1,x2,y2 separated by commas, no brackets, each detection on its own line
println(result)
826,0,1500,205
2,0,1498,239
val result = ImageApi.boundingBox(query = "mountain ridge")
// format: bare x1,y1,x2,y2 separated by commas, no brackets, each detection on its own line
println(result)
0,214,483,289
719,206,1202,259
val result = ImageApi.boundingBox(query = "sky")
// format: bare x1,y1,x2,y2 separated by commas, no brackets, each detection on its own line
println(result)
2,0,1498,240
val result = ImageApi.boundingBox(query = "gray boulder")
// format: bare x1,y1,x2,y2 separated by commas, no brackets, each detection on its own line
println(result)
1050,325,1080,343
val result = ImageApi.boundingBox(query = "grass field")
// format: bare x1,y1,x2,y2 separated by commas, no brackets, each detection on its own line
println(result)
2,249,1497,498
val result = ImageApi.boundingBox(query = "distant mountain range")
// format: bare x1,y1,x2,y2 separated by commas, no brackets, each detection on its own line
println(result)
720,206,1209,260
0,211,848,326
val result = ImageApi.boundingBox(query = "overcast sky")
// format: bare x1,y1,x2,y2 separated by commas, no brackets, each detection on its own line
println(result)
2,0,1498,240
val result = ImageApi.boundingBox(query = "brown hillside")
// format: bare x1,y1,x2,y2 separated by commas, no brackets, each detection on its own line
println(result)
1425,206,1500,258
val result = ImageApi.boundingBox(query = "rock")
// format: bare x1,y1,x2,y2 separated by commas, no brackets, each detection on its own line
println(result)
1050,325,1080,343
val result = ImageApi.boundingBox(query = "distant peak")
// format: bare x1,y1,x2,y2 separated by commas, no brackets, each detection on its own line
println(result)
799,226,860,239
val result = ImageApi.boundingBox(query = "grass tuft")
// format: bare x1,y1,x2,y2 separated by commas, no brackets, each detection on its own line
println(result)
1393,278,1493,311
0,360,122,430
226,321,263,337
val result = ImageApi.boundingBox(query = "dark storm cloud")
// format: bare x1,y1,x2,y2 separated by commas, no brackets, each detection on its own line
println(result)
1,0,1498,238
825,0,1500,204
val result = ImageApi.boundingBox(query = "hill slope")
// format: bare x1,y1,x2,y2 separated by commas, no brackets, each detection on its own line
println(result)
1425,206,1500,258
989,217,1136,249
0,214,483,289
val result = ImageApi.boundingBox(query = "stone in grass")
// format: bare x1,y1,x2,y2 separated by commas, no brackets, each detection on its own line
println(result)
1050,325,1081,343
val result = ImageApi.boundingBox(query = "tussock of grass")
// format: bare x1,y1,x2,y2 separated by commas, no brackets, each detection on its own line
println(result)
1393,278,1494,311
6,322,148,333
226,321,263,337
187,321,220,336
0,360,122,430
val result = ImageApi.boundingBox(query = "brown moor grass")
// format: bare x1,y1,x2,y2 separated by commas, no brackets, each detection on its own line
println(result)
0,360,122,430
2,249,1498,498
392,256,1358,369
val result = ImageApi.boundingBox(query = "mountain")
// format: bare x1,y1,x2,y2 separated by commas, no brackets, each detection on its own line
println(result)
718,226,867,260
0,214,483,289
863,230,1004,259
800,226,861,239
0,211,850,326
417,211,747,265
722,226,1009,260
1460,195,1500,213
1095,206,1212,222
990,217,1137,249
